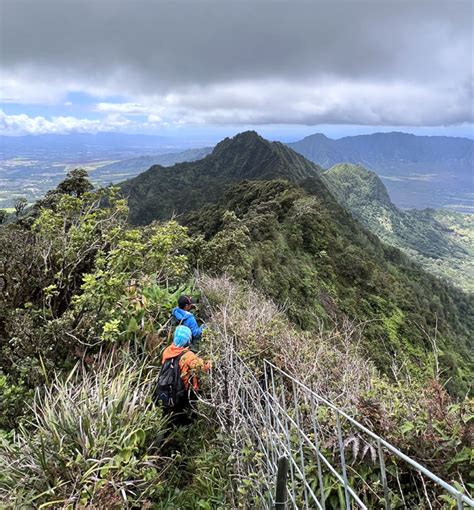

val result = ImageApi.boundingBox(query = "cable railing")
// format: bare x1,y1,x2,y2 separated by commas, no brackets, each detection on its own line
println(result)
214,344,474,509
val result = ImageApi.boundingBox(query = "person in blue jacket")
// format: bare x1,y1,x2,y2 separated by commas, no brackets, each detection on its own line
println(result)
172,295,204,347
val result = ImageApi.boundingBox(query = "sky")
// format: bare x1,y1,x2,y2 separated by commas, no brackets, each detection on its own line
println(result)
0,0,473,142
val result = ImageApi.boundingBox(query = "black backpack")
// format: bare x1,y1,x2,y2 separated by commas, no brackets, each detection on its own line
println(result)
154,352,186,408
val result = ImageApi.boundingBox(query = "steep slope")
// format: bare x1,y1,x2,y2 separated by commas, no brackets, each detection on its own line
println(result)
122,131,472,395
288,132,474,210
121,131,322,225
322,164,473,291
185,179,473,396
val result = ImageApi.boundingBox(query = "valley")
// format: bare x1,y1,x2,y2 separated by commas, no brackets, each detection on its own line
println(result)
0,133,209,207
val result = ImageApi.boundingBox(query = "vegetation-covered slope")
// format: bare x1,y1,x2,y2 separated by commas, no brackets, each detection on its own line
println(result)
1,168,473,508
121,131,322,225
185,179,473,396
322,164,474,292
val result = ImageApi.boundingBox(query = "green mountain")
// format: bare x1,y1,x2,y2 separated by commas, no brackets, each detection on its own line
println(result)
2,136,473,507
121,131,473,395
322,164,473,292
121,131,321,224
288,132,474,210
288,132,473,175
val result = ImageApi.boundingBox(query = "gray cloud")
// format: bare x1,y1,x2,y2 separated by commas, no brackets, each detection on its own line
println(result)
1,0,472,128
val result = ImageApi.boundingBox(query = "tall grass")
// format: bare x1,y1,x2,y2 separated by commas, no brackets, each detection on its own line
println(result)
0,356,168,509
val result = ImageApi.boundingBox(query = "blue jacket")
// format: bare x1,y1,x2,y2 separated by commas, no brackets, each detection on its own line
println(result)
172,307,204,341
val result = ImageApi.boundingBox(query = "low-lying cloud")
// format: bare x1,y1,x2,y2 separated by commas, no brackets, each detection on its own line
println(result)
0,110,138,136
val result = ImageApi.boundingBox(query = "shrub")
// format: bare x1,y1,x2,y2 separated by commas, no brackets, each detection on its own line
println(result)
0,356,168,509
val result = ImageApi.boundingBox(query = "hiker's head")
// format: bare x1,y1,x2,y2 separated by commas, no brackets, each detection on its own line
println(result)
178,294,194,311
173,325,192,347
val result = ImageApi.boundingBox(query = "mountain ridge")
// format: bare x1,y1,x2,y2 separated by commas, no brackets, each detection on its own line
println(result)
288,131,473,210
121,131,323,225
118,131,472,395
322,163,474,291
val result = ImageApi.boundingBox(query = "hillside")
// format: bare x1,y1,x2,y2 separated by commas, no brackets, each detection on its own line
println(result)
1,159,473,508
288,132,474,210
121,131,322,224
119,131,473,395
322,164,474,291
184,178,473,395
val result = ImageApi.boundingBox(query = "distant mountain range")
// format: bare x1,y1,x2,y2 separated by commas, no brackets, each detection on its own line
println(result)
288,132,473,211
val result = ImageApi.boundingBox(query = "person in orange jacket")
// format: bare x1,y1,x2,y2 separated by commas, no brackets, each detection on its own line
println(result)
161,325,211,422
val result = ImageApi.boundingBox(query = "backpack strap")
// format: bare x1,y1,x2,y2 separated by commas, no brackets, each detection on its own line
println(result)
166,314,186,343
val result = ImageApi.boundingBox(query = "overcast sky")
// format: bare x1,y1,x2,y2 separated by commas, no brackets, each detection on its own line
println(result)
0,0,473,140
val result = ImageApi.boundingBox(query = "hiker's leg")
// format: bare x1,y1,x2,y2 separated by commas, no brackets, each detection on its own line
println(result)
173,391,192,426
187,389,199,423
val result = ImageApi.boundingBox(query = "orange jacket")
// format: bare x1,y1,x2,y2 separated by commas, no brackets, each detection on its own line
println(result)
161,344,210,391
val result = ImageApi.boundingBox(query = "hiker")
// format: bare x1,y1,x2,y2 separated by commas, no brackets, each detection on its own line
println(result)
171,295,205,347
157,325,211,424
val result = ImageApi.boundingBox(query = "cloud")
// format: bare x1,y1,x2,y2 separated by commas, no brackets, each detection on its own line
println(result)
95,102,157,115
96,79,473,127
1,0,472,128
0,110,140,135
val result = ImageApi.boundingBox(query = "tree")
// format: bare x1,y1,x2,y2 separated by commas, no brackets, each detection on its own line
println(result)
56,168,94,197
0,209,7,224
37,168,94,211
14,197,27,218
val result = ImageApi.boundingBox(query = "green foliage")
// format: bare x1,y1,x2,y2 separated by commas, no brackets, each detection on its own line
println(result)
323,164,474,292
155,422,232,509
35,168,94,211
0,171,193,430
72,219,191,345
188,180,473,396
199,211,252,279
0,357,168,509
98,282,195,345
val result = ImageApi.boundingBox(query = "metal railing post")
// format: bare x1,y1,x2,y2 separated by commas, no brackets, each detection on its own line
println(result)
275,456,289,510
336,412,351,510
377,438,391,510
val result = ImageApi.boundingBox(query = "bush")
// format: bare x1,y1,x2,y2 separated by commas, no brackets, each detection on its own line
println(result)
0,356,168,509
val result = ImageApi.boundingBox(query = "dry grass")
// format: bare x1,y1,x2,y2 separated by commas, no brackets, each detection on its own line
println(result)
199,273,377,411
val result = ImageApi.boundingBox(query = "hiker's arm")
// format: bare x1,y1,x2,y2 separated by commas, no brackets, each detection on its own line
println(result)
188,315,204,339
